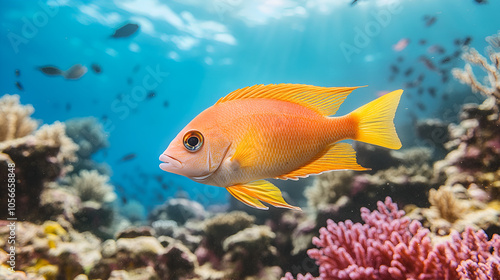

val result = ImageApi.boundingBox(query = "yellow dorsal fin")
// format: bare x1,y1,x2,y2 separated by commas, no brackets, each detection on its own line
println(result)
216,84,362,116
226,180,301,210
275,142,369,180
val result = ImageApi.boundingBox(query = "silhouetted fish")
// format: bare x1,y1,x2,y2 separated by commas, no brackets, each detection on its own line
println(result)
440,56,452,64
121,196,128,204
350,0,359,6
404,67,414,77
64,64,87,80
423,15,437,27
146,91,156,99
111,23,139,38
442,74,449,83
454,39,462,46
440,70,450,83
418,39,427,45
38,65,64,76
428,45,445,54
161,183,169,190
419,56,437,71
417,73,425,82
15,81,23,91
417,102,426,111
463,36,472,46
163,101,169,107
393,38,410,51
474,0,487,4
404,81,418,88
452,50,462,58
119,153,136,162
428,87,436,97
15,69,20,77
396,56,404,63
154,175,163,183
390,64,399,74
91,63,102,74
417,87,424,95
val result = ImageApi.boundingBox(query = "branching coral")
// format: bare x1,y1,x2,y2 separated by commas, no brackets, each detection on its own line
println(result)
65,117,109,175
68,170,116,204
0,94,38,141
282,197,500,280
452,31,500,104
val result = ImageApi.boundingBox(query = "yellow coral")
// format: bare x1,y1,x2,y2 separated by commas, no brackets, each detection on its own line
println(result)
0,94,38,141
26,259,58,280
43,221,68,236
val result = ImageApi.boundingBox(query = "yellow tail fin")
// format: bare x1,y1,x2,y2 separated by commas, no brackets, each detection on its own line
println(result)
349,89,403,150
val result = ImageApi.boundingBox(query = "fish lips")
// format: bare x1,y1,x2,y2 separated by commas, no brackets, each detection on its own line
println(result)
159,154,182,171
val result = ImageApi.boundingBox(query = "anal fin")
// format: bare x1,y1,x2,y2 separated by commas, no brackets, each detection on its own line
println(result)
275,142,369,180
226,180,301,210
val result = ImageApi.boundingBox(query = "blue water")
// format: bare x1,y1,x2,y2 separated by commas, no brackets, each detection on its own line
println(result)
1,0,499,212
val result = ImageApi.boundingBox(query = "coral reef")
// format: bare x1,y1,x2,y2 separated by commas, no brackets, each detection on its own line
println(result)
41,170,118,239
0,219,101,280
65,117,110,175
304,146,435,227
198,211,255,262
452,31,500,105
406,184,500,236
0,94,38,141
67,170,116,204
149,198,207,225
282,197,500,280
0,95,78,220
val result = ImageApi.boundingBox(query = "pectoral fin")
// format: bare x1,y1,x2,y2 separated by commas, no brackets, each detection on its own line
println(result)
229,130,257,169
226,180,301,210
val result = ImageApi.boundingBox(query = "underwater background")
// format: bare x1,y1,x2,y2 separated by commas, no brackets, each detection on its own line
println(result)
1,0,500,279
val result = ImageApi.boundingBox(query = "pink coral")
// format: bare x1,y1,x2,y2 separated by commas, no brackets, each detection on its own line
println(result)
282,197,500,280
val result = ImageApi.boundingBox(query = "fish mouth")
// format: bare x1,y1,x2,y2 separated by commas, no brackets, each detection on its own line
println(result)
159,154,182,171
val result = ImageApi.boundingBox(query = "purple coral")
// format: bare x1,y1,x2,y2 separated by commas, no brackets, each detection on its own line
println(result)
282,197,500,280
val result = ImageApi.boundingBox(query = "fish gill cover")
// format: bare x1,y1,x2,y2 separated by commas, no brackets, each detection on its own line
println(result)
0,0,500,279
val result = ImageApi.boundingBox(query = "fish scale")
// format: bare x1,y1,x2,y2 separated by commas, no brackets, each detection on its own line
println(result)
160,84,403,210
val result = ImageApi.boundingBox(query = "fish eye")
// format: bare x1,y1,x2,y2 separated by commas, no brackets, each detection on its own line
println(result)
183,130,203,152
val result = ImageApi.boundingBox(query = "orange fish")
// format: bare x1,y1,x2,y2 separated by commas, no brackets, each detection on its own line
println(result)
159,84,403,210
